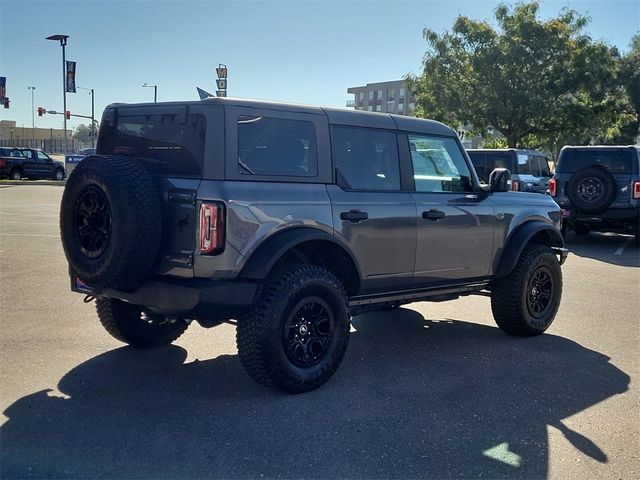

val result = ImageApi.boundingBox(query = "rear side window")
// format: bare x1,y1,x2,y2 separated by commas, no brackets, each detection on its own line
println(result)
558,149,633,173
537,156,551,176
467,151,487,183
237,116,318,177
332,126,400,191
98,111,206,177
517,153,536,175
485,152,509,176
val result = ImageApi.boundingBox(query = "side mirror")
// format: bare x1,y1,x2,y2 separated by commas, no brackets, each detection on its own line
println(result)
489,168,511,192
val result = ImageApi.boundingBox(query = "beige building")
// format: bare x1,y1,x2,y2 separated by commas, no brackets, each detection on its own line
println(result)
347,80,416,116
0,120,73,153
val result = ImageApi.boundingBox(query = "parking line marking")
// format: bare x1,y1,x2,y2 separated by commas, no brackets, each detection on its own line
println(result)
614,238,632,256
0,233,59,238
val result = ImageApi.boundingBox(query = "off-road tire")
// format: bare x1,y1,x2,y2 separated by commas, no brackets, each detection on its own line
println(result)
60,155,161,291
237,265,350,393
96,298,188,348
567,166,616,214
491,244,562,336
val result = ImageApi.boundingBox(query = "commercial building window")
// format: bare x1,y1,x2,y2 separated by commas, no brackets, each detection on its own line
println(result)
368,91,374,101
409,135,473,193
237,116,318,177
375,105,382,112
399,87,405,99
377,90,383,99
359,92,364,101
367,105,373,111
332,126,401,191
388,89,395,101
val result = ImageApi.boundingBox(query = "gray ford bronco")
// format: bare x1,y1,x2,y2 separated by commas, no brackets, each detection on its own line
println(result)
60,98,568,393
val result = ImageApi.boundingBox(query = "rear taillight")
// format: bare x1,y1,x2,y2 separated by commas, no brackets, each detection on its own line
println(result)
548,178,557,197
633,180,640,200
200,203,224,254
0,159,5,167
512,180,520,192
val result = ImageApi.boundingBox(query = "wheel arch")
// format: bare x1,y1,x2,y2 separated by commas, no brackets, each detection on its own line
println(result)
239,227,362,296
494,221,564,279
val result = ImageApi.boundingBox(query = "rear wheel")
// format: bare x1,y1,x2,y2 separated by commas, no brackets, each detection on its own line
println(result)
237,265,350,393
96,298,189,348
11,169,22,180
491,244,562,336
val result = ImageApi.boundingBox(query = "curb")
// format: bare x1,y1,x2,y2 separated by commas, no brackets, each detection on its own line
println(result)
0,180,66,186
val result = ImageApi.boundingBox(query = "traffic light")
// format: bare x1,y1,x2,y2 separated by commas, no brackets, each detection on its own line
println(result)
38,107,43,117
66,111,70,120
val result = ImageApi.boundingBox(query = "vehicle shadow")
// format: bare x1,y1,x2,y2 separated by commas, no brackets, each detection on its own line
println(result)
564,231,639,267
1,310,629,479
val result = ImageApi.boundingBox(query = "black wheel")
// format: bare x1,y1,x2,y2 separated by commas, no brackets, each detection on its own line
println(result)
491,244,563,336
10,169,22,180
573,223,591,236
59,155,161,291
53,169,65,181
237,265,350,393
96,298,189,348
567,167,616,214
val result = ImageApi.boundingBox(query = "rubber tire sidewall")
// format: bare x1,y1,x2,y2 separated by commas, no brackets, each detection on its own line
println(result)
60,155,162,291
53,169,64,181
491,244,563,336
237,265,350,393
567,167,616,214
11,169,21,180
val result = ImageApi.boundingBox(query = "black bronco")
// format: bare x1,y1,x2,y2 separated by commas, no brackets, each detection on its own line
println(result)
550,146,640,245
60,98,568,393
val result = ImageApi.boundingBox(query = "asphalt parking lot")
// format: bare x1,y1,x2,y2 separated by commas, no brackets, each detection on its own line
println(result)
1,185,638,479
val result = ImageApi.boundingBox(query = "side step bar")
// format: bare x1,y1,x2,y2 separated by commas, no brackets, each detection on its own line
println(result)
349,281,491,308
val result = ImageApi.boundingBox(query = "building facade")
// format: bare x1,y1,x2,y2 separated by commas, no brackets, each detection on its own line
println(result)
347,80,415,116
0,120,74,153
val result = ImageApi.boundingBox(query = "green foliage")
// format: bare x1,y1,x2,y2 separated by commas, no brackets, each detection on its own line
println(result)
73,124,98,143
408,1,637,149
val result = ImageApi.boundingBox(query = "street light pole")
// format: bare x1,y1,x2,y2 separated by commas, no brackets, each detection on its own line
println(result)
142,83,158,102
78,86,96,147
46,34,69,154
28,86,35,147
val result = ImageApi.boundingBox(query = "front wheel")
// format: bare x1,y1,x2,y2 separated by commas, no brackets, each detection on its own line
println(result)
491,244,563,336
53,169,64,181
236,265,350,393
96,298,189,348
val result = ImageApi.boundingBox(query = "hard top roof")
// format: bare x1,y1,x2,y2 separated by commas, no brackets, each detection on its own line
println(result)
107,97,456,137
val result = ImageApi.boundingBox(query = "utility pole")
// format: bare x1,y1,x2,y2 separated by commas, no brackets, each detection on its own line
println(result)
46,34,69,153
28,86,35,146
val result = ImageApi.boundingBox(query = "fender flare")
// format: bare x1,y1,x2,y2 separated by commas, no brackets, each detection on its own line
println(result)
239,227,362,281
494,221,564,278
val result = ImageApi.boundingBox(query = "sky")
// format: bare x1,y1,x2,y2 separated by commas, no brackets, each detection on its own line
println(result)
1,0,639,132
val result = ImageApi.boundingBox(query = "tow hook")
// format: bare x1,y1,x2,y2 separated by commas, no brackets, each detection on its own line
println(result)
552,247,569,265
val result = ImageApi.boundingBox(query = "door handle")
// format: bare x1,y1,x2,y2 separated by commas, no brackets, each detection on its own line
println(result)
422,209,446,221
340,210,369,223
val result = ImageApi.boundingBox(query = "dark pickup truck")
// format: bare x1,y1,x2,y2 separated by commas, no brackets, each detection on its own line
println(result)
0,147,66,181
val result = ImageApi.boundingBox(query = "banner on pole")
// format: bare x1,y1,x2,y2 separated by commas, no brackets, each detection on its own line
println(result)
0,77,6,101
66,61,76,93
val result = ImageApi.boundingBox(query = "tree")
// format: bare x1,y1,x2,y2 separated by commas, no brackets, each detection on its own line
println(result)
408,1,636,149
73,123,98,143
616,34,640,143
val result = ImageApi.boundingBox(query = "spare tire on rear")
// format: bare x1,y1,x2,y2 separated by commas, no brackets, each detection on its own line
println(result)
60,155,162,291
567,166,616,214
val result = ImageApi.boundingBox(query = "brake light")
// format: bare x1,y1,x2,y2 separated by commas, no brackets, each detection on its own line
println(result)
548,178,557,197
0,159,5,167
512,180,520,192
633,181,640,200
200,203,224,254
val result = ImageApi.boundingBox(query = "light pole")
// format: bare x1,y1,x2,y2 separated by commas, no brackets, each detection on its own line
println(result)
78,86,96,147
46,34,69,154
142,83,157,102
28,86,35,146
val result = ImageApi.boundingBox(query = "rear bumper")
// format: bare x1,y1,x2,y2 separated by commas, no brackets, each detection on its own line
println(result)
565,207,639,226
72,276,259,320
